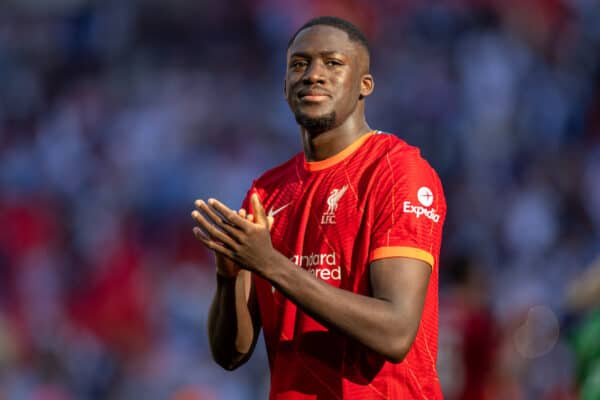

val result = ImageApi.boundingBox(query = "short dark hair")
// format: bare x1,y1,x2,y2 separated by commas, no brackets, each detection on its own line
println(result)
287,16,370,55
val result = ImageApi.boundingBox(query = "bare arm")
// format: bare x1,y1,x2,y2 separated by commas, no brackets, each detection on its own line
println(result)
260,251,429,362
193,205,262,370
206,268,261,370
195,194,431,363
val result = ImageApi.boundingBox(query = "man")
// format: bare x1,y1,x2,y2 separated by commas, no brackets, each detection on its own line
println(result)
191,16,446,399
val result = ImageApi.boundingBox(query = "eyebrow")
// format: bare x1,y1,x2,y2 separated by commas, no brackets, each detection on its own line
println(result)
289,50,347,58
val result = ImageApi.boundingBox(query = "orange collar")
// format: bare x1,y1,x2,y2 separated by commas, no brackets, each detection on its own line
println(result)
303,131,376,172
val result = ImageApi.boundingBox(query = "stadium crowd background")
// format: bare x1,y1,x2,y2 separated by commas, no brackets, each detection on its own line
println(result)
1,0,600,399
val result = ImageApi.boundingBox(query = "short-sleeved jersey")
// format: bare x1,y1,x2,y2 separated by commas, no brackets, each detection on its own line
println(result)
242,131,446,399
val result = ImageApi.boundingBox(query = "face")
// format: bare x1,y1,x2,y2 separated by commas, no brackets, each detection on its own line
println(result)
285,25,373,133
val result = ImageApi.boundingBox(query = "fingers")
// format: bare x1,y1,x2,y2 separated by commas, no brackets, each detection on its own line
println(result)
191,208,239,249
195,199,245,239
192,227,236,259
192,196,272,249
267,215,274,231
247,212,274,230
206,198,251,232
250,193,268,227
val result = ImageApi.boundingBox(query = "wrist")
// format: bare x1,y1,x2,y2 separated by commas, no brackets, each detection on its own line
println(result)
258,250,287,280
216,268,239,281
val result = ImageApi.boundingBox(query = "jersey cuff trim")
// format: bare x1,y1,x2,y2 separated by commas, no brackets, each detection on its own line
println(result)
370,246,434,268
304,131,375,171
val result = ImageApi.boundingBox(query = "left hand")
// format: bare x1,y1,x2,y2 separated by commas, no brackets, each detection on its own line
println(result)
192,193,276,275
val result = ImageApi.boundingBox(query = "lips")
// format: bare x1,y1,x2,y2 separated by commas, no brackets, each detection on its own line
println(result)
297,89,331,102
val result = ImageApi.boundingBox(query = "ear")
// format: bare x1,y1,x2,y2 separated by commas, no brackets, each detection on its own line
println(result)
284,79,288,99
359,74,374,99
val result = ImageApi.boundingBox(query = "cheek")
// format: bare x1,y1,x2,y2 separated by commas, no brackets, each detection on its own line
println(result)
339,77,360,103
338,71,359,94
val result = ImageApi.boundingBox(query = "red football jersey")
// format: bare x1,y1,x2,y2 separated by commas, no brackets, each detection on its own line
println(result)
242,131,446,399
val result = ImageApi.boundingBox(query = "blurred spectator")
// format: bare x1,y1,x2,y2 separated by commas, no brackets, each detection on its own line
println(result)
566,256,600,400
439,255,500,400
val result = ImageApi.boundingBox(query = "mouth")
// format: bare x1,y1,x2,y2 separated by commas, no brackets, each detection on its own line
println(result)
297,89,331,103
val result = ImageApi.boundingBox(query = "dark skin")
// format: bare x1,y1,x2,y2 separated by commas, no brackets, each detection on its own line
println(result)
285,25,373,160
193,25,432,370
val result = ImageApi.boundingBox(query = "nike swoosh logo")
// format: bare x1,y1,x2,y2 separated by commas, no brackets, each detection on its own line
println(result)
268,203,291,218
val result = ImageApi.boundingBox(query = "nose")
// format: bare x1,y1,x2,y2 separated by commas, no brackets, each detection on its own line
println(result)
302,61,326,85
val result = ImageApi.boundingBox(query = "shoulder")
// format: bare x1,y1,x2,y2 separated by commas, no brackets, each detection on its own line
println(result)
368,132,446,218
252,152,303,190
368,131,438,176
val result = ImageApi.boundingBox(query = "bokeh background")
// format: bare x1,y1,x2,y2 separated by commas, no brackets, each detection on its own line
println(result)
1,0,600,399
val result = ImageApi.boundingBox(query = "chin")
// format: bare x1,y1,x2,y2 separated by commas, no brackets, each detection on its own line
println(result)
294,111,337,134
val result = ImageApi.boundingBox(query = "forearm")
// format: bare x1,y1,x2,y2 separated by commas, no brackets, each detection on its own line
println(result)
207,271,257,369
260,252,417,362
195,195,424,362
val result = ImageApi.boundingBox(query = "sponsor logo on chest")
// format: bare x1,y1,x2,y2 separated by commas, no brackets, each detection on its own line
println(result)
290,252,341,281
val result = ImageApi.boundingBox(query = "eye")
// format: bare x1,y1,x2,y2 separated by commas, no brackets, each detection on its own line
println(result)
290,60,308,69
325,59,343,66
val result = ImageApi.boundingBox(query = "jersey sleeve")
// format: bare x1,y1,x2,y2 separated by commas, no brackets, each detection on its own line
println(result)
368,148,446,269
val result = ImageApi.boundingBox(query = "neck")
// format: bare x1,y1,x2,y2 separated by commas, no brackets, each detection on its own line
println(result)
301,114,371,162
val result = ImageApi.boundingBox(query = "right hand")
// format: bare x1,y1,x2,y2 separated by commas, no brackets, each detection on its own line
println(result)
213,208,249,278
193,204,274,278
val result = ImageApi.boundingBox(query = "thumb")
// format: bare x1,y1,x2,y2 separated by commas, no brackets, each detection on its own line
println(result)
267,215,274,231
251,193,268,227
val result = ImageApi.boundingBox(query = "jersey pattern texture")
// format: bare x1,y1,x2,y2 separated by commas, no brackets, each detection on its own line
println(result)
242,131,446,399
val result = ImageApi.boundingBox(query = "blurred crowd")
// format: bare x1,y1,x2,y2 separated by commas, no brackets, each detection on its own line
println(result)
1,0,600,399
